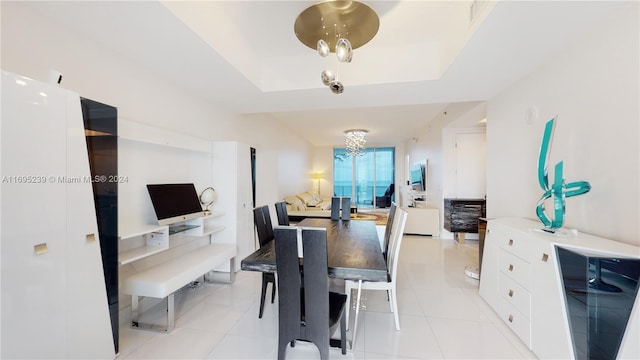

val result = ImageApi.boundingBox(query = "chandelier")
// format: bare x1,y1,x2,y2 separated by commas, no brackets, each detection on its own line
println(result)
294,1,379,94
344,129,368,157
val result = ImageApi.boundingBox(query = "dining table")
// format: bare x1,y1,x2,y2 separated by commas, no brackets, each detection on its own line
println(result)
240,217,387,349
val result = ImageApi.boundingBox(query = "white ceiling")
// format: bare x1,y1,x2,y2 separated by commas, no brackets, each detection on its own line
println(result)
20,1,628,146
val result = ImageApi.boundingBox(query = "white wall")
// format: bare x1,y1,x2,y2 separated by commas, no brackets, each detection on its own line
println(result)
230,113,312,208
1,2,313,220
0,2,228,138
487,4,639,245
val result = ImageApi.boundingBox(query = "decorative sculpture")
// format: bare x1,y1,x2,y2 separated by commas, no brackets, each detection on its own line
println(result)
536,117,591,231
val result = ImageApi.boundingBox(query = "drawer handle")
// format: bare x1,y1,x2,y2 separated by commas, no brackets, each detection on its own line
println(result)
508,239,514,246
508,289,514,297
34,243,48,255
487,229,491,234
541,253,549,262
508,314,514,323
508,264,514,272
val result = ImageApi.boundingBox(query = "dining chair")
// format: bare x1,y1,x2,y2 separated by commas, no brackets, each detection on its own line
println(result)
330,197,341,220
345,207,408,331
340,197,351,221
253,205,276,318
273,226,347,359
382,202,398,260
274,201,290,226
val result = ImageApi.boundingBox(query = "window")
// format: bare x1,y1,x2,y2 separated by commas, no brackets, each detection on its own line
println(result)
334,147,395,208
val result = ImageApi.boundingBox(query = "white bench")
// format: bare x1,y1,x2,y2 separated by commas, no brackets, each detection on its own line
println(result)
122,243,237,332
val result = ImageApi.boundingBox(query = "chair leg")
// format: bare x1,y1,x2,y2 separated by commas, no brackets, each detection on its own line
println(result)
278,339,290,360
344,285,352,331
390,288,400,330
259,278,268,319
271,279,276,303
340,310,347,355
313,339,329,360
387,289,393,312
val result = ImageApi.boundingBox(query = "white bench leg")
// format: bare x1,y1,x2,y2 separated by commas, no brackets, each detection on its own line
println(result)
204,257,236,284
131,295,140,328
130,293,176,333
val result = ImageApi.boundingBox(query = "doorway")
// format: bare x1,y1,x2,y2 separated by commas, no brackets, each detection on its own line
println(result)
454,132,486,199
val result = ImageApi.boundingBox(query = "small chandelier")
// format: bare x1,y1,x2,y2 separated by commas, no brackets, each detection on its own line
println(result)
344,129,368,157
294,1,379,94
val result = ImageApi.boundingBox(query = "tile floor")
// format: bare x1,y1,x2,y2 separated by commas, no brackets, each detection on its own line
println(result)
117,235,538,359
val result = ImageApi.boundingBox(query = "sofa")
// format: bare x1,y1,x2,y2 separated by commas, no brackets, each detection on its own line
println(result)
283,192,332,220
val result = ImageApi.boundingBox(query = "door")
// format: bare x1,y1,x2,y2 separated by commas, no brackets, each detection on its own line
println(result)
454,132,486,198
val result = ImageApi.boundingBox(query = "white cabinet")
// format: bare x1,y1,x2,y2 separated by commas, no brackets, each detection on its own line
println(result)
1,71,115,359
480,217,640,360
212,142,254,271
403,206,440,236
529,239,571,359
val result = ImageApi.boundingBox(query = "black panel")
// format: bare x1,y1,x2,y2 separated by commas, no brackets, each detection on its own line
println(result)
251,147,256,208
81,97,118,353
557,246,640,360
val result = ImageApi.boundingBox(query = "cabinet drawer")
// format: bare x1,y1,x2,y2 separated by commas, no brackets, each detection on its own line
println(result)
498,231,533,260
499,298,531,347
499,272,531,319
499,250,531,289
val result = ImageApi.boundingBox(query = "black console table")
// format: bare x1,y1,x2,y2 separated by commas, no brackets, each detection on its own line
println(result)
444,198,486,243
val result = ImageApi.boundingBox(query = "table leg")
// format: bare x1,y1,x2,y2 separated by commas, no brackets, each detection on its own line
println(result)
350,280,363,350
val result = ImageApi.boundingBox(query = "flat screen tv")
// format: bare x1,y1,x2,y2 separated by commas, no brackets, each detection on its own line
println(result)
146,183,204,226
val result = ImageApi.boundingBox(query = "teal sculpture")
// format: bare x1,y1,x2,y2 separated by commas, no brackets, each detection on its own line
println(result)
536,117,591,231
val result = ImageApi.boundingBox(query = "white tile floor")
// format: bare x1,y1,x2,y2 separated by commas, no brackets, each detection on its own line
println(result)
117,235,538,359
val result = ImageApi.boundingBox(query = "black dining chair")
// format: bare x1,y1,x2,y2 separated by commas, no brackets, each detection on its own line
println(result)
340,197,351,221
253,205,276,318
274,226,347,359
382,202,398,260
331,197,352,221
274,201,290,226
330,197,341,220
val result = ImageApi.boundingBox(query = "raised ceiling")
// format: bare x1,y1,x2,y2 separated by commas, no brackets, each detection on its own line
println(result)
18,1,628,146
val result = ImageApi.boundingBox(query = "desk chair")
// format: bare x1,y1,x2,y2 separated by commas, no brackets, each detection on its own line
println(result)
274,201,290,226
253,205,276,318
274,226,347,359
345,208,408,331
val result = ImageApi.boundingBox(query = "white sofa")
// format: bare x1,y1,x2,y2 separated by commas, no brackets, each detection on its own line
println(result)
283,192,332,219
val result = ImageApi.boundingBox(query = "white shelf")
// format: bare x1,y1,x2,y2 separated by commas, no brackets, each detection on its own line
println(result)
118,224,169,265
118,212,226,265
203,225,225,236
119,224,168,240
119,245,169,265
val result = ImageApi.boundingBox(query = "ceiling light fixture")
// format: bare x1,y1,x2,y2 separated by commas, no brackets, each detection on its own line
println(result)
344,129,368,157
294,1,379,94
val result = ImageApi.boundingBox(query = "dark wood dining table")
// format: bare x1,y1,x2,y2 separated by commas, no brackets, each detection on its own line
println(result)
240,217,387,348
